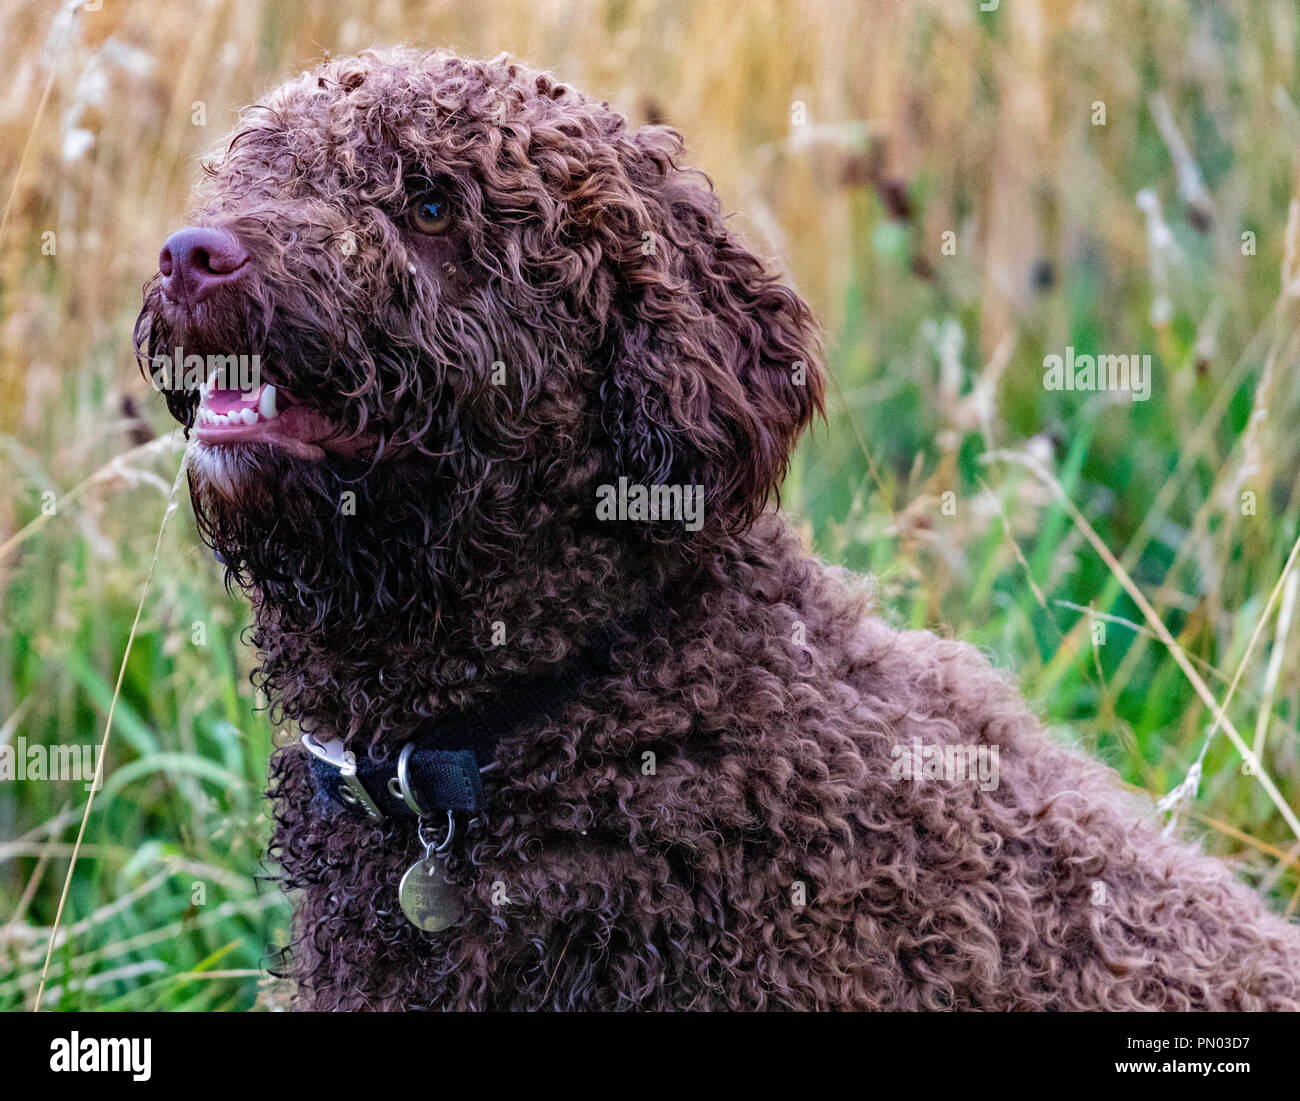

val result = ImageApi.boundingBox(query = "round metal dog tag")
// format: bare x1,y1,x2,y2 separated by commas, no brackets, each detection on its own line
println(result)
398,856,463,932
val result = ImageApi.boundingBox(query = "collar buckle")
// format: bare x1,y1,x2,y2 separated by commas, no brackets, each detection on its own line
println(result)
301,734,387,822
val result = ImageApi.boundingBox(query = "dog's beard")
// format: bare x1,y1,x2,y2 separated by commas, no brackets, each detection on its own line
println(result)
190,443,455,640
188,439,274,499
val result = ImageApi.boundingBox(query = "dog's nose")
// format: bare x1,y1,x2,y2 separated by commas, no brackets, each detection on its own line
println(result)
159,226,249,304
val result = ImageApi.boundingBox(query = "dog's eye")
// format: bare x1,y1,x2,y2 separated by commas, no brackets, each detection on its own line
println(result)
408,193,451,235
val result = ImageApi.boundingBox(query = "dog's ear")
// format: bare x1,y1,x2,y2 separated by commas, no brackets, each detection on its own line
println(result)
586,125,826,535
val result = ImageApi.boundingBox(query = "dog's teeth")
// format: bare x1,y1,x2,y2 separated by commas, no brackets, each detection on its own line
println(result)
259,384,278,420
240,407,258,425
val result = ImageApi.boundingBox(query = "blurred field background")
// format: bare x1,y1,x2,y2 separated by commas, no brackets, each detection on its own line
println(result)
4,0,1300,1010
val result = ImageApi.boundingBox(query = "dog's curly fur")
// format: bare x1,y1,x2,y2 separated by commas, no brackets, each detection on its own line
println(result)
136,47,1300,1010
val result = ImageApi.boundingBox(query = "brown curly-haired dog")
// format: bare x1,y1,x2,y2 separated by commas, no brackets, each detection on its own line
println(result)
136,47,1300,1010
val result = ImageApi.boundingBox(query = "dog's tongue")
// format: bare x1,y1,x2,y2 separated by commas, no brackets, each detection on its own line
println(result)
203,387,262,415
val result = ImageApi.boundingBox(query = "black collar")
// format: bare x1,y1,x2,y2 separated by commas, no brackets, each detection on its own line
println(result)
303,617,642,823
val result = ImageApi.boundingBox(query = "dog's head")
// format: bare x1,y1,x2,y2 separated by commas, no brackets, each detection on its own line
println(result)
137,48,824,639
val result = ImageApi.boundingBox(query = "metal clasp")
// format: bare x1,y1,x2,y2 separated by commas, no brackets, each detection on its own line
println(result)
388,742,429,816
301,733,386,822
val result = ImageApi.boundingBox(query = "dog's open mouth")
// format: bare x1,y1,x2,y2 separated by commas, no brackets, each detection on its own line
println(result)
195,377,372,460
